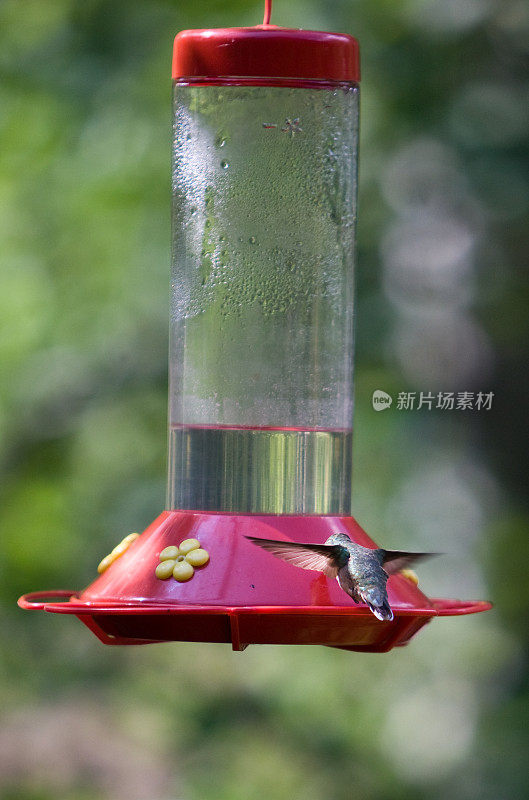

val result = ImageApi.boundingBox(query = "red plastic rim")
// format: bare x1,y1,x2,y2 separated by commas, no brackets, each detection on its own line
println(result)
18,594,491,618
432,598,492,616
17,590,78,611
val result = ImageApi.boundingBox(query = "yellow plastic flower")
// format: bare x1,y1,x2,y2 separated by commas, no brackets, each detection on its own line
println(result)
97,533,140,574
155,538,209,582
400,568,419,585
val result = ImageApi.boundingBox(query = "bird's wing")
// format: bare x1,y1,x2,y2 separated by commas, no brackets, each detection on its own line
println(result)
377,549,438,575
245,536,349,578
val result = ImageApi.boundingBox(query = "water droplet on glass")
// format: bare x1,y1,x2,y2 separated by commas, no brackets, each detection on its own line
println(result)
220,160,229,169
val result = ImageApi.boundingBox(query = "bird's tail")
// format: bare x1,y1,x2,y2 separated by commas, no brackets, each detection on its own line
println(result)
366,598,394,622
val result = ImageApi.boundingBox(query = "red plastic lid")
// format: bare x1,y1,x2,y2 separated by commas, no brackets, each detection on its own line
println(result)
172,26,360,84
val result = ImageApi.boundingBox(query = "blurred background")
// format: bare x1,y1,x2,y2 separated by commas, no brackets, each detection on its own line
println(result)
1,1,527,798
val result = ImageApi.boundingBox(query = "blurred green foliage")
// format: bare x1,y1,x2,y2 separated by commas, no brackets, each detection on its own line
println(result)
0,1,527,799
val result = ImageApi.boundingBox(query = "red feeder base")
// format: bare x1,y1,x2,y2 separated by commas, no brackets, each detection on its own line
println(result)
18,512,491,652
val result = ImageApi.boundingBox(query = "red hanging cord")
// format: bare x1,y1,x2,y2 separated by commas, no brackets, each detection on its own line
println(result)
263,0,272,26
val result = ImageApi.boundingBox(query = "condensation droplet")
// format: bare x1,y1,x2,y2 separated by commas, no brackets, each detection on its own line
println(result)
220,160,229,169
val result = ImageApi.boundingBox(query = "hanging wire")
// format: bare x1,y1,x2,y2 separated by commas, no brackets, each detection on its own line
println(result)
263,0,272,26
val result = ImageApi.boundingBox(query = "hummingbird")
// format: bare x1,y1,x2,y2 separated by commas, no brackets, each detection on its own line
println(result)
246,533,435,622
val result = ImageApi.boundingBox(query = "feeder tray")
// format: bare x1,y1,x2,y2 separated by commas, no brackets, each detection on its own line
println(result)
19,512,491,652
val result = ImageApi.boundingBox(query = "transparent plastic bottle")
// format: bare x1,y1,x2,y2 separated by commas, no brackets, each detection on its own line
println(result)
168,41,359,515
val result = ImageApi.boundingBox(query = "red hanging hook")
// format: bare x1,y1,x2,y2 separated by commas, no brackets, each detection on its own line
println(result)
263,0,272,26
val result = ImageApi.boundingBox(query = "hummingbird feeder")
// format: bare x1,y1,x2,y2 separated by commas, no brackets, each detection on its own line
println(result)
19,1,490,651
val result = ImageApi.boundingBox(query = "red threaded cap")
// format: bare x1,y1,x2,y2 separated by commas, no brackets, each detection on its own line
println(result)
172,26,360,85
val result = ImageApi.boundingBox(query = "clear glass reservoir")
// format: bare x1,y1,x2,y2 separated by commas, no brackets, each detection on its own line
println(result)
168,82,359,514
